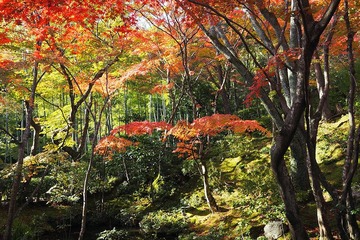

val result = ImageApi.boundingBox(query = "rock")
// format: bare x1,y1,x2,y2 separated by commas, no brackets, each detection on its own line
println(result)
264,221,287,239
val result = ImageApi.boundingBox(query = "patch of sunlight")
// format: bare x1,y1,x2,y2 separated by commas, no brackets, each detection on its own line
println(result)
220,156,242,173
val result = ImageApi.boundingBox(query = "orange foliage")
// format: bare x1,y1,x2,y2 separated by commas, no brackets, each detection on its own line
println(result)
93,74,123,97
95,114,268,160
245,48,302,105
95,120,172,158
0,32,10,44
111,121,173,136
150,82,174,95
168,114,269,159
119,62,151,83
94,135,135,158
0,59,14,69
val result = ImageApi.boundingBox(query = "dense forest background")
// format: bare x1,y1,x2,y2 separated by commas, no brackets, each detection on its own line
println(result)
0,0,360,239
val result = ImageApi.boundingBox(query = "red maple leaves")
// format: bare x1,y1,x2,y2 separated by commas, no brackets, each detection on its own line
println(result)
111,121,173,136
167,114,269,159
95,121,172,158
95,114,269,160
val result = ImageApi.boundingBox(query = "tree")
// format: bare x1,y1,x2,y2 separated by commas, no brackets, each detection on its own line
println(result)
167,114,268,212
174,0,341,238
96,114,267,213
136,1,242,123
0,1,136,238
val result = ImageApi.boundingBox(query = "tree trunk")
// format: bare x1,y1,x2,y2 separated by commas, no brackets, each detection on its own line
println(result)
30,118,41,156
78,77,112,239
271,150,309,239
77,102,91,157
306,140,333,239
4,125,30,240
289,131,311,191
199,159,219,213
342,0,360,237
4,54,41,239
313,54,332,120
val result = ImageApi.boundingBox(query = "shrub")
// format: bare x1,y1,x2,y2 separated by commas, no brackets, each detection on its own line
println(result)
97,228,129,240
139,209,188,238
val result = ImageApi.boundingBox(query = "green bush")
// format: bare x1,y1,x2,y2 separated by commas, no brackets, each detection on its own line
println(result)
97,228,129,240
12,213,54,240
139,209,188,238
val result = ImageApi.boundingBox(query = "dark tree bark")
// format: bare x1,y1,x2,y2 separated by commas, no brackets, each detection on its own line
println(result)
78,69,113,239
4,102,33,240
78,96,94,240
4,48,44,239
340,0,360,238
56,55,120,160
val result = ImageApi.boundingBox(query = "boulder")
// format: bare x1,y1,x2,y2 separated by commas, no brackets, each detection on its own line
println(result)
264,221,287,239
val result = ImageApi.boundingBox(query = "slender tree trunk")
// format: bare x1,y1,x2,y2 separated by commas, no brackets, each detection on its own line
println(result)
77,101,91,157
78,70,112,239
215,62,231,114
198,159,218,213
78,96,94,240
4,112,30,240
196,139,218,213
4,55,41,240
122,156,130,182
313,53,332,120
306,139,333,239
341,0,360,237
271,151,308,239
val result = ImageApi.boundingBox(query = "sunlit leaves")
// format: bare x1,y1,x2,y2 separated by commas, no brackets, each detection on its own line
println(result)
168,114,268,139
111,121,173,136
150,82,174,94
167,114,269,159
94,135,135,157
95,120,172,158
245,48,302,105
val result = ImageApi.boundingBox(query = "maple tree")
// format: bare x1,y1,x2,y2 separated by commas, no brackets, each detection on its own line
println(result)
95,114,268,213
167,114,268,212
134,1,243,124
95,120,172,159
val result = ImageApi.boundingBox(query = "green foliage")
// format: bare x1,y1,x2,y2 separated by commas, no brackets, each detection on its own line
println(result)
139,209,188,238
12,213,54,240
97,228,129,240
182,190,204,209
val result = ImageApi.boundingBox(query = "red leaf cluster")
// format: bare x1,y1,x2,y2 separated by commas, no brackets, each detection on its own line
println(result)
168,114,268,140
167,114,269,159
94,135,135,158
245,48,301,105
150,82,174,95
95,120,172,158
111,121,173,136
